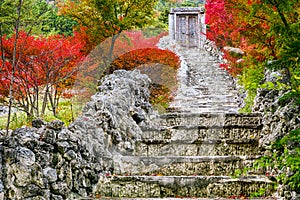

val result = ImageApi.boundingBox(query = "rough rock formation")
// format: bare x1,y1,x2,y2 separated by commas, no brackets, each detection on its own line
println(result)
0,70,153,199
252,69,300,200
253,69,299,148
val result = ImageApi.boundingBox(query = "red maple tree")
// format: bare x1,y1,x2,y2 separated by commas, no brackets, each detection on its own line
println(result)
0,31,85,117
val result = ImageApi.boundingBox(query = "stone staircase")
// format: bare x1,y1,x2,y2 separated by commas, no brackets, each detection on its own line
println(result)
93,48,274,198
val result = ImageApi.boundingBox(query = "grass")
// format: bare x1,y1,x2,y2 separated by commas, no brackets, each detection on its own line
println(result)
0,112,30,130
0,98,84,130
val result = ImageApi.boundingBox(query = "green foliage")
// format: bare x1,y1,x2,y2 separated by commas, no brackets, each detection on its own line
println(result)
43,100,80,126
156,5,170,30
149,83,173,113
39,6,77,36
250,188,267,198
0,0,15,35
238,62,264,113
0,0,50,36
61,0,159,51
181,0,199,7
0,112,30,130
255,129,300,192
0,99,81,130
278,91,300,106
0,0,76,37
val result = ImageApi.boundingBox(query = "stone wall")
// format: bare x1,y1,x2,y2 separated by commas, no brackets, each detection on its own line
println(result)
252,69,300,200
253,69,300,148
0,70,153,199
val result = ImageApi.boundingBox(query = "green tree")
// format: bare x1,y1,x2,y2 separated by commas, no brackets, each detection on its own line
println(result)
60,0,159,81
60,0,158,54
41,7,77,36
32,1,77,36
0,0,76,37
0,0,15,36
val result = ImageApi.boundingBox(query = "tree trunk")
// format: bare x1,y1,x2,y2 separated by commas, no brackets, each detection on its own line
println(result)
6,0,22,134
41,84,49,116
104,33,121,76
0,25,5,70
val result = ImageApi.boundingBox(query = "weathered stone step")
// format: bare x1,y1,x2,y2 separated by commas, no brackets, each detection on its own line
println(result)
170,101,239,107
190,84,236,90
82,198,275,200
171,97,238,103
151,113,262,127
169,102,239,108
189,75,233,81
113,156,263,176
169,103,239,109
188,70,228,75
166,107,239,114
166,108,239,114
141,125,261,141
172,90,237,97
134,139,260,156
95,176,274,198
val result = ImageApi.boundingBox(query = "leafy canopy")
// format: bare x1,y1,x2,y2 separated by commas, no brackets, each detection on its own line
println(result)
59,0,159,51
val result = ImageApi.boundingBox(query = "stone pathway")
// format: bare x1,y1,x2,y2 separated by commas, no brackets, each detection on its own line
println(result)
169,47,239,113
91,47,274,199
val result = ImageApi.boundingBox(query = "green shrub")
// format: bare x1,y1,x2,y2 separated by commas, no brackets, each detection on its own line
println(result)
278,91,300,106
255,128,300,192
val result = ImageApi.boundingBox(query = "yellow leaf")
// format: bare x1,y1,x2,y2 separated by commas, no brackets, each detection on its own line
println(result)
294,75,300,80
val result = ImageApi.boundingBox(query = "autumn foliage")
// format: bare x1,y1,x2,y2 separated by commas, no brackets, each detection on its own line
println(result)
108,31,180,109
205,0,300,111
110,46,180,110
0,31,85,116
205,0,272,76
110,48,180,72
75,30,180,110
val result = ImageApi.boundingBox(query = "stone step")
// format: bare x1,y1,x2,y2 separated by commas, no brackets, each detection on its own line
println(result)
188,69,228,73
170,96,238,101
82,198,275,200
95,176,274,198
175,84,237,91
189,74,233,80
172,95,239,101
166,106,240,114
190,77,231,81
170,99,239,104
171,99,238,104
169,103,239,109
112,156,263,176
151,113,262,127
173,90,237,97
134,139,261,156
166,108,240,114
141,125,261,141
188,74,233,80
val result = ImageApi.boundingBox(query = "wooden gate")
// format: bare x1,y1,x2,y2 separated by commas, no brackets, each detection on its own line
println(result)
169,7,205,48
177,15,198,47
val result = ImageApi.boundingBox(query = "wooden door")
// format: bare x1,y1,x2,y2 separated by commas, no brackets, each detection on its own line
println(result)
176,15,198,47
177,16,187,46
188,16,197,47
